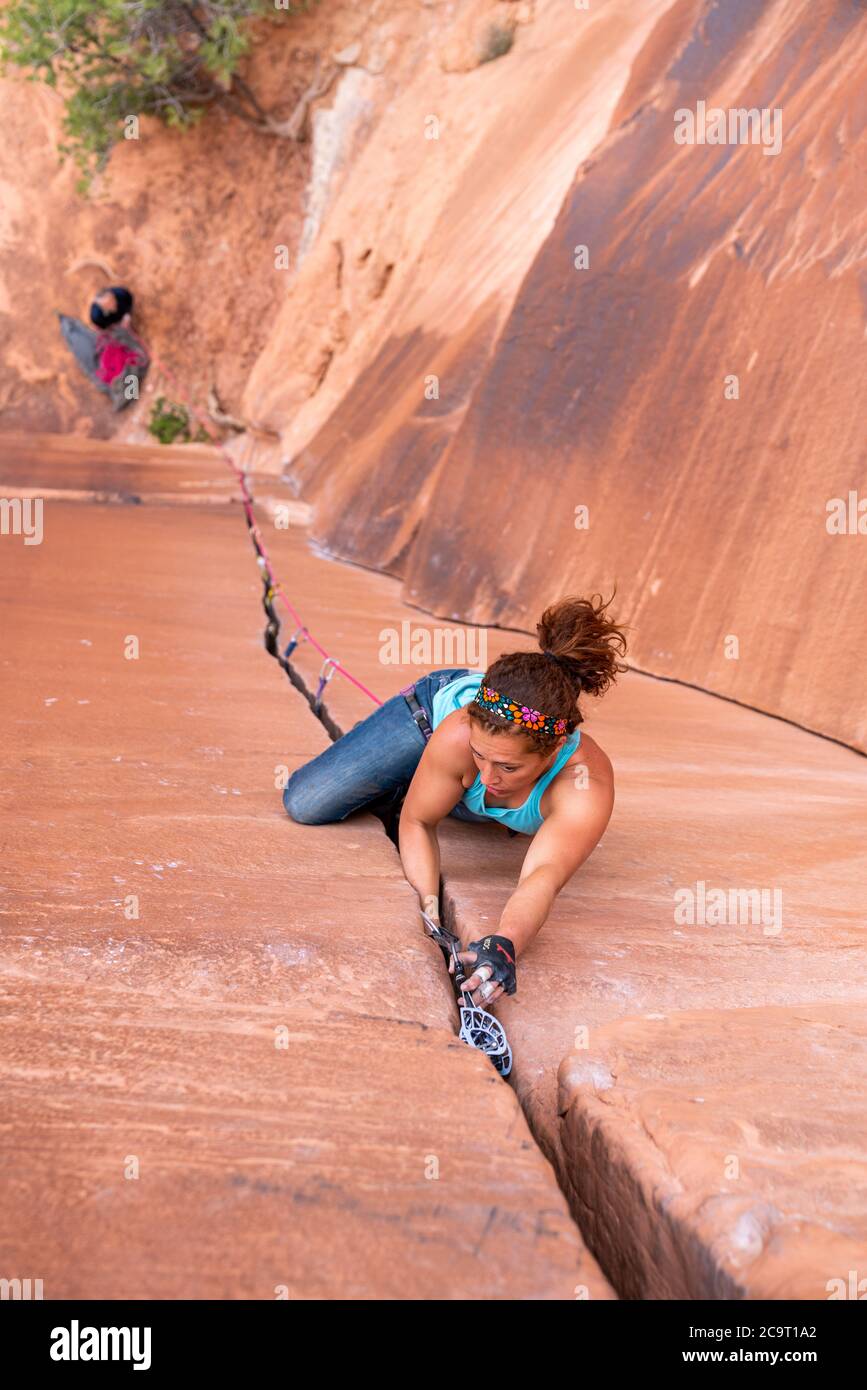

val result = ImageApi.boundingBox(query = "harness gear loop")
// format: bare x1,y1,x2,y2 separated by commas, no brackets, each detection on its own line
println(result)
401,684,434,742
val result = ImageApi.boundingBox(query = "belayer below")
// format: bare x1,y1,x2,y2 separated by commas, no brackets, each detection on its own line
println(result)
57,285,149,412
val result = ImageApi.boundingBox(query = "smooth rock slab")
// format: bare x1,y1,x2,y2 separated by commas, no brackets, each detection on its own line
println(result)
0,432,230,501
0,483,610,1299
1,980,592,1299
256,518,867,1299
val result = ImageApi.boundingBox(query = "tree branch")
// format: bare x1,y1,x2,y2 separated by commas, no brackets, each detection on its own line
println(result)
262,55,337,140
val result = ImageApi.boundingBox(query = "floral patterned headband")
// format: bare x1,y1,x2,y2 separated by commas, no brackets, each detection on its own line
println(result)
472,684,569,738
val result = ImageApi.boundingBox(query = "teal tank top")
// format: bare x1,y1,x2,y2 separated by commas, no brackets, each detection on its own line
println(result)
430,673,581,836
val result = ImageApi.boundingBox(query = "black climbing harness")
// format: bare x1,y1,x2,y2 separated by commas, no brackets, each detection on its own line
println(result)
421,911,513,1076
400,683,434,742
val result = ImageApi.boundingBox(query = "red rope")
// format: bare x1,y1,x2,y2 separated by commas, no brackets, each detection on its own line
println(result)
145,347,383,706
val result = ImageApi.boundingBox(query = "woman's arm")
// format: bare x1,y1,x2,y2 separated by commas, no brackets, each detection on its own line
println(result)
398,817,441,912
398,720,470,915
462,769,614,1002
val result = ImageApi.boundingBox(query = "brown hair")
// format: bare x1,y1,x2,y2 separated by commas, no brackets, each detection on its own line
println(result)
467,592,630,751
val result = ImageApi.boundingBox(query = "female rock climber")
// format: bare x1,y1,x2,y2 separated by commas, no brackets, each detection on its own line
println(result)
283,594,629,1009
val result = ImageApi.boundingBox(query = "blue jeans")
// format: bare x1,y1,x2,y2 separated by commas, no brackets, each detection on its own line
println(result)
283,667,489,826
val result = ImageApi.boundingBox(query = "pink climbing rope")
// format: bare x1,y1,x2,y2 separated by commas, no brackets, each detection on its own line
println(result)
144,346,383,706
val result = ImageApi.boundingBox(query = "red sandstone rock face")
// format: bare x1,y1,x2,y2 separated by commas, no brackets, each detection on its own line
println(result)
0,442,610,1299
397,0,867,749
239,0,867,749
558,1003,867,1300
1,0,865,1303
2,436,865,1298
2,1,863,741
242,501,867,1300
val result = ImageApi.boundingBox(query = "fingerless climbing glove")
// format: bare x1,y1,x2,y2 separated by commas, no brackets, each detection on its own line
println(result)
467,935,517,996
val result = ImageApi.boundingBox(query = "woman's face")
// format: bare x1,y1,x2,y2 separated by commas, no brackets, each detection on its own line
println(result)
467,724,563,798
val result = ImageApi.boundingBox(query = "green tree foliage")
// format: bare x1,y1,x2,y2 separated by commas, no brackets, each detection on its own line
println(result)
0,1,317,187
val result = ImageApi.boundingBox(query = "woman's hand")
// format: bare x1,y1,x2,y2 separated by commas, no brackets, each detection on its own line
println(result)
449,950,506,1006
450,934,517,1007
420,900,514,1007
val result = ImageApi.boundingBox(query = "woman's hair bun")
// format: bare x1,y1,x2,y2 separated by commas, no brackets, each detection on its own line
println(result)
537,592,630,698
